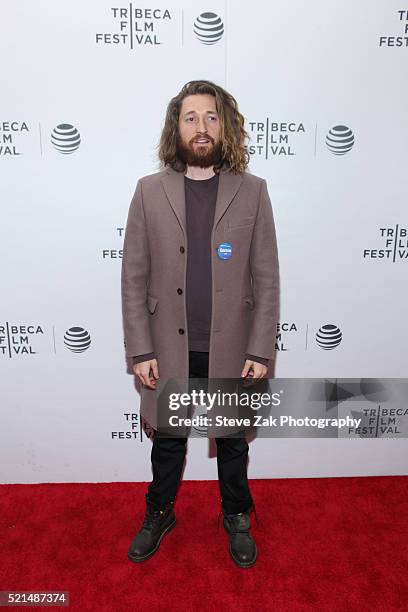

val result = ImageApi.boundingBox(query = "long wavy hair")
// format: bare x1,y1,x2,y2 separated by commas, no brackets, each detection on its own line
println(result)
157,80,250,174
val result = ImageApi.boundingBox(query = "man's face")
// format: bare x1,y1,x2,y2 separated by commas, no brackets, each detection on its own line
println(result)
177,93,223,168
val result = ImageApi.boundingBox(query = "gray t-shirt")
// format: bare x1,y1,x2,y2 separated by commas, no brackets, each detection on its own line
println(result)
184,172,218,351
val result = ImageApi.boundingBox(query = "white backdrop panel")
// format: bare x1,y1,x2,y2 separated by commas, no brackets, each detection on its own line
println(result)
1,0,407,483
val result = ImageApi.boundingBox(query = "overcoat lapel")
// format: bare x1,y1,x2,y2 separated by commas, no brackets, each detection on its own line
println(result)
160,165,243,236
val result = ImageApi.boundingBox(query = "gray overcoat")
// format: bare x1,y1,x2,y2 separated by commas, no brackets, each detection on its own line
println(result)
121,165,280,430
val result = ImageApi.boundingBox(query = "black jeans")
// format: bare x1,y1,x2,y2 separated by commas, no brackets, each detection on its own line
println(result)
147,351,254,514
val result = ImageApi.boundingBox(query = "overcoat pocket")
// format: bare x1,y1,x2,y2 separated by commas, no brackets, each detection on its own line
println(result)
146,294,159,314
228,216,256,229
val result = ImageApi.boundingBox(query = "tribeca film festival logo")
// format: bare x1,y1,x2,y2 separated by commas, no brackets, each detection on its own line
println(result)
0,323,43,358
349,406,408,438
276,322,343,353
0,122,29,156
102,226,124,260
363,225,408,262
275,322,298,353
321,380,408,439
0,122,81,157
247,120,306,158
379,10,408,47
111,413,155,442
247,121,354,158
95,8,224,48
0,322,91,358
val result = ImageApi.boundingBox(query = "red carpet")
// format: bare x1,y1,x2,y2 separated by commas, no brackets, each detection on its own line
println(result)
1,477,407,611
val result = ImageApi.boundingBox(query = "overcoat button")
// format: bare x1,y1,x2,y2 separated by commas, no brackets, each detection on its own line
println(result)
180,246,185,253
178,328,185,334
177,288,183,294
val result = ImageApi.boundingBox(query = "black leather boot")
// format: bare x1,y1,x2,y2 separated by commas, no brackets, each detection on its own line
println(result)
222,510,257,568
128,495,176,563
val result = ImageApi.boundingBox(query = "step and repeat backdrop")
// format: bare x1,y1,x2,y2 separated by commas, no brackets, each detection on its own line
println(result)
1,1,407,483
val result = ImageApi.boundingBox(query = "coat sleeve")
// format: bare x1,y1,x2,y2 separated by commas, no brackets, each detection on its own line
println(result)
245,178,280,361
245,353,269,367
121,179,155,358
133,352,156,365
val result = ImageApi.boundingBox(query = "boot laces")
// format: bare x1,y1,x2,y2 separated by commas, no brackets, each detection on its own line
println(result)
234,513,250,531
217,504,260,529
143,506,165,530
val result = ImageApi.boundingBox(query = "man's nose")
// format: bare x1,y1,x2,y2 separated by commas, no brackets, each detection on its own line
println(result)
197,117,207,132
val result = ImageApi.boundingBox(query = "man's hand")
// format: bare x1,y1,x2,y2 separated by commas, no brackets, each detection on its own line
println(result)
241,359,268,381
133,359,159,390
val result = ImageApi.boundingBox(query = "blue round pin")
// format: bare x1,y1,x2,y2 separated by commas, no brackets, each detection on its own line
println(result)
216,242,233,260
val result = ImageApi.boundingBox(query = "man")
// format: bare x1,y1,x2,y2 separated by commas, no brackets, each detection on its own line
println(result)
121,80,280,568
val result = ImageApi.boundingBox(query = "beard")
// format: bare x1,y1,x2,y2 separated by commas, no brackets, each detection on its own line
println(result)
176,133,223,169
